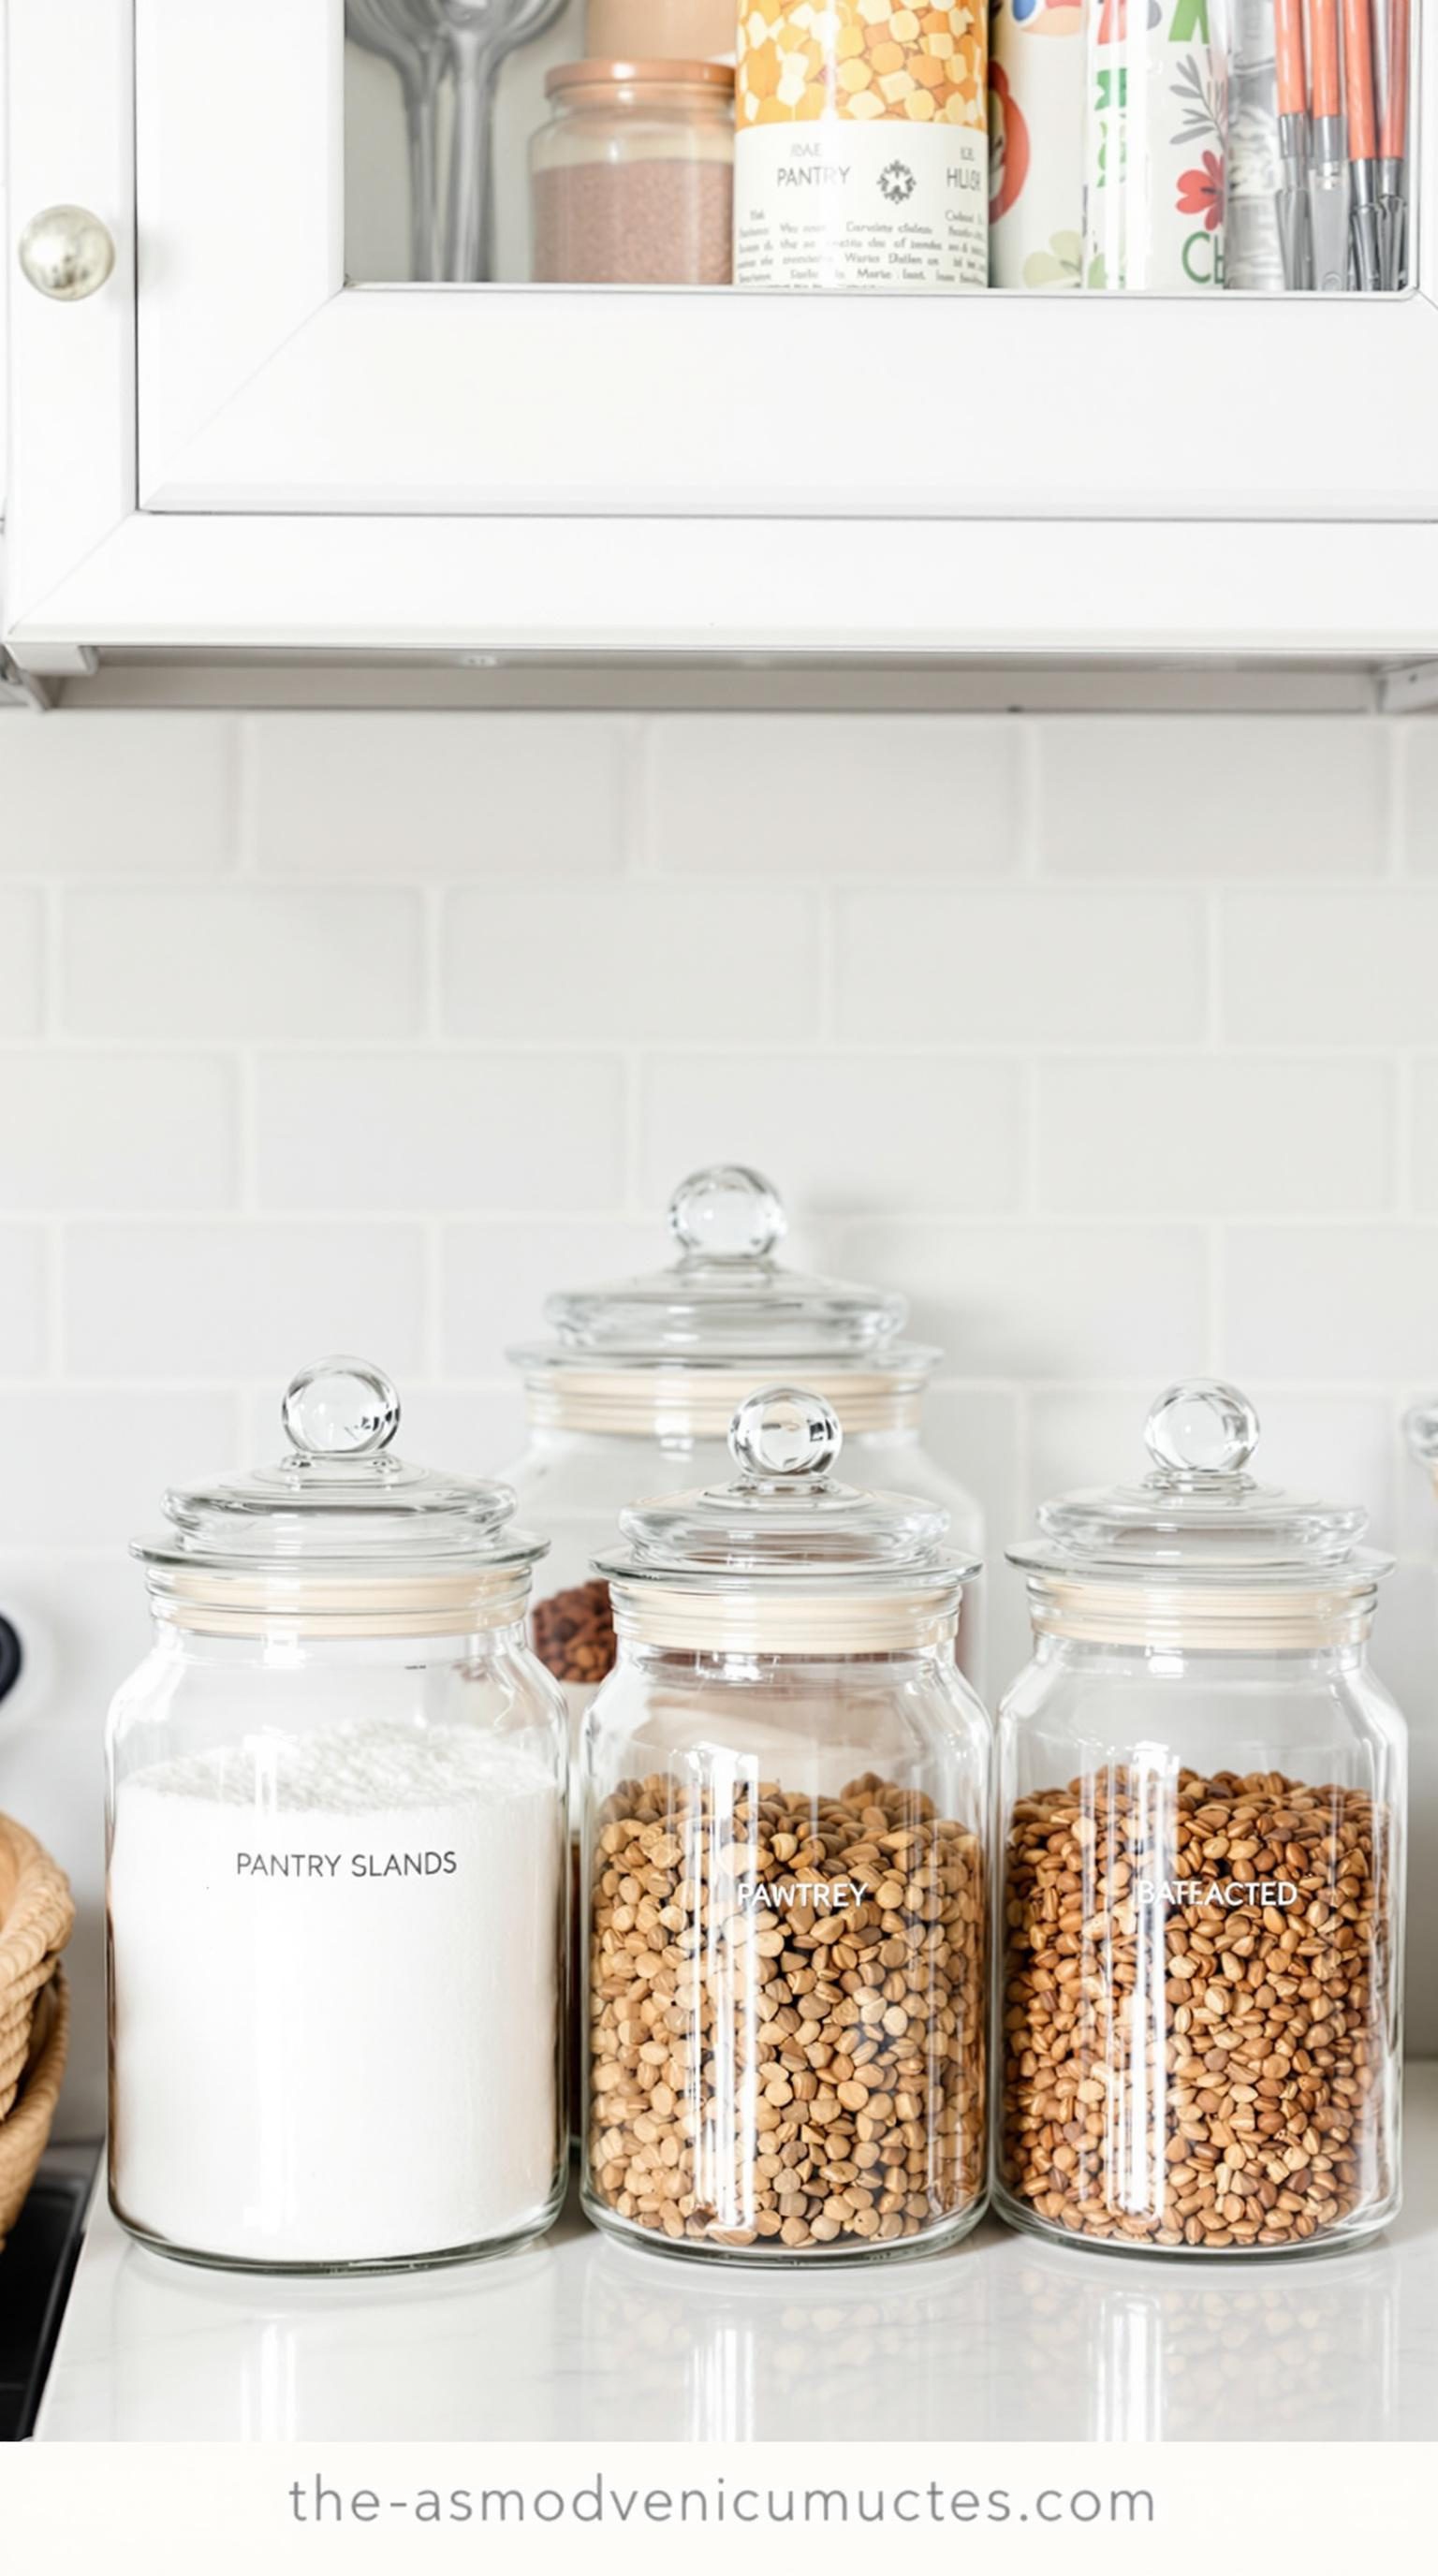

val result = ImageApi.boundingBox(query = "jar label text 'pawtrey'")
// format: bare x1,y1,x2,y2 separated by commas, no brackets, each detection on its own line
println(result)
734,1875,871,1914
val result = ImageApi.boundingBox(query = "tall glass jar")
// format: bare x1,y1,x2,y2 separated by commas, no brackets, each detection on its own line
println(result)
581,1384,990,2263
107,1357,568,2276
506,1164,986,1756
531,58,735,285
996,1380,1405,2258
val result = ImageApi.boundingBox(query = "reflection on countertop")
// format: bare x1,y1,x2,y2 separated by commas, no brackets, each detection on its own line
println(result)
37,2067,1438,2444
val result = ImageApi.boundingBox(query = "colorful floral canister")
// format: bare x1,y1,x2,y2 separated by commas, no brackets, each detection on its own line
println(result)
989,1,1085,289
1084,0,1227,291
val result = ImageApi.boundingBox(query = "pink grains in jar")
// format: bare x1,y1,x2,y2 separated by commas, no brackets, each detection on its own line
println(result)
530,59,734,286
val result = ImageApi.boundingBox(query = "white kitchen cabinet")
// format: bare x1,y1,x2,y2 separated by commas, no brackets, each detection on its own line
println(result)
6,0,1438,680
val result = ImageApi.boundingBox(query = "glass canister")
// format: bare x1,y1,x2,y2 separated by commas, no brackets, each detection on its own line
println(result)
581,1383,990,2262
997,1379,1405,2258
507,1164,986,1756
530,58,735,284
1084,0,1228,291
733,2,989,291
107,1357,568,2275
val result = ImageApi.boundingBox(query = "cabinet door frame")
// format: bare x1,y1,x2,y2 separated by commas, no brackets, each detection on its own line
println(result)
8,0,1438,667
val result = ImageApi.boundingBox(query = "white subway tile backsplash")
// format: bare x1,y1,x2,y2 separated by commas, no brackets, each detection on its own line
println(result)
1026,1388,1156,1515
0,886,44,1033
61,887,424,1039
0,715,236,874
441,1221,656,1377
365,1383,528,1477
0,1390,237,1545
830,1222,1210,1378
0,1056,239,1210
1396,718,1438,872
250,715,627,876
1405,1060,1438,1211
7,700,1438,2080
1220,890,1438,1042
62,1223,430,1380
254,1052,626,1211
647,717,1020,877
1244,1388,1403,1547
1036,718,1389,877
834,890,1208,1041
0,1227,49,1377
638,1056,1029,1216
1223,1225,1438,1381
441,883,821,1043
1036,1056,1394,1215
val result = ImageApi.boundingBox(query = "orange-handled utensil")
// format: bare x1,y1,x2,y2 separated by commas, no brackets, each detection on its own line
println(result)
1344,0,1382,288
1273,0,1312,287
1273,0,1307,117
1307,0,1351,289
1377,1,1411,287
1308,0,1343,119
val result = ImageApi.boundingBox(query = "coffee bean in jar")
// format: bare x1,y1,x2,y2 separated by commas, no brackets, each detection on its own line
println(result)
533,1577,618,1689
996,1381,1406,2259
580,1385,990,2264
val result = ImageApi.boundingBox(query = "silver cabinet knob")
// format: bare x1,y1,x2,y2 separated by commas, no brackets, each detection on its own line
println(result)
18,204,116,301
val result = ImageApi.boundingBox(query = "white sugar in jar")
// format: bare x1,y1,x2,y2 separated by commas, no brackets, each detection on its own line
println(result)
110,1718,560,2266
106,1359,568,2275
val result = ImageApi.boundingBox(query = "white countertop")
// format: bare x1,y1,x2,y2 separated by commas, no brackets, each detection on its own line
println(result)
36,2064,1438,2444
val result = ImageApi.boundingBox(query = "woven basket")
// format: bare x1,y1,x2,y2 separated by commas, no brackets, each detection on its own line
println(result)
0,1972,70,2247
0,1816,75,2247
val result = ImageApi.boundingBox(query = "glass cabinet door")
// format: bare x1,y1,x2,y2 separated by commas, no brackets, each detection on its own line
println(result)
7,0,1438,675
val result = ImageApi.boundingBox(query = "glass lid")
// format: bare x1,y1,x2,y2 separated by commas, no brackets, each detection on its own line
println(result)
597,1386,976,1594
1010,1379,1389,1588
137,1356,544,1573
511,1164,934,1374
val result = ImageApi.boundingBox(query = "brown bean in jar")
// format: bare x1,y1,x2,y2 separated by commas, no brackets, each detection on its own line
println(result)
580,1384,991,2264
997,1379,1407,2261
589,1769,987,2252
999,1765,1395,2251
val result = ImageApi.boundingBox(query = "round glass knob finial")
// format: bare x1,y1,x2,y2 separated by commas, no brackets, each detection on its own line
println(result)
730,1386,842,1484
1145,1379,1259,1480
668,1165,786,1264
1405,1398,1438,1466
282,1357,401,1460
19,205,116,301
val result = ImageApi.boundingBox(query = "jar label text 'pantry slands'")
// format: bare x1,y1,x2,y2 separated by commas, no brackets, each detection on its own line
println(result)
234,1848,459,1880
